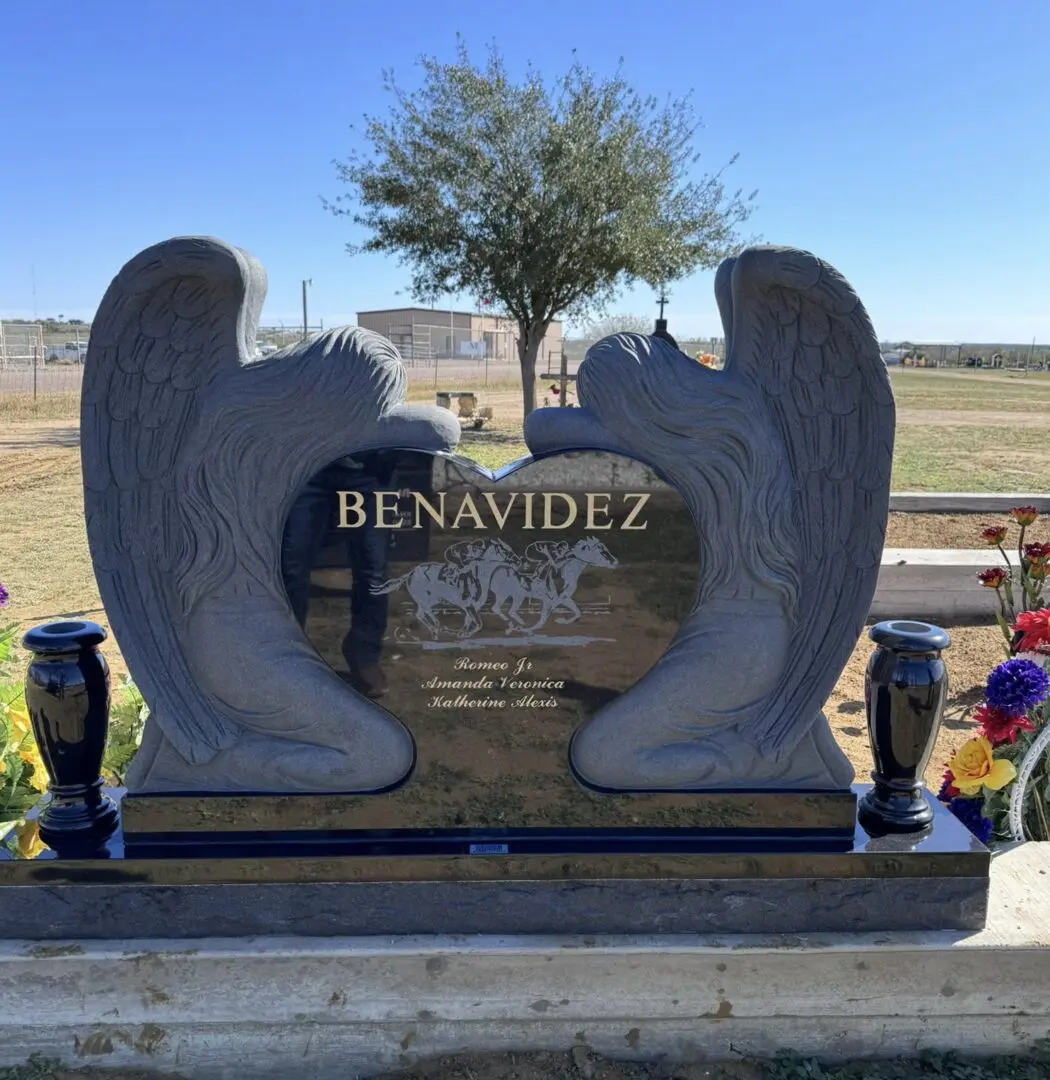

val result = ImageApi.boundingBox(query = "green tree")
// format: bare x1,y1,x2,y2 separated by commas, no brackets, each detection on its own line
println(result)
580,313,655,340
328,41,757,416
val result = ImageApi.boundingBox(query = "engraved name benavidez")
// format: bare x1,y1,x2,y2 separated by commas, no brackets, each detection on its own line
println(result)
337,490,650,531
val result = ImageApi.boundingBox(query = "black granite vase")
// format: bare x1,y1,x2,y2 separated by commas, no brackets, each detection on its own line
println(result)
21,620,119,854
859,620,951,836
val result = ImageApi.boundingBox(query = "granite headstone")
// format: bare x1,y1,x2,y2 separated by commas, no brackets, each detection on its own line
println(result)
0,237,990,939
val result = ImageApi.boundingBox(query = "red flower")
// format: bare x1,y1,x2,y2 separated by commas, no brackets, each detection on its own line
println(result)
980,524,1008,545
974,702,1035,745
977,567,1007,588
1014,609,1050,653
1023,542,1050,561
938,768,960,800
1010,506,1039,527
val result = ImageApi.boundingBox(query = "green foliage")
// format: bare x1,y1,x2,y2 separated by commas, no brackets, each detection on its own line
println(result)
580,313,655,339
329,38,756,411
104,676,148,785
0,625,43,827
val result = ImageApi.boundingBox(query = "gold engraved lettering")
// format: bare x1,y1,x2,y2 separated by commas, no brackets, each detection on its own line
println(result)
451,492,487,529
374,491,404,528
482,492,518,529
622,492,650,530
338,489,653,530
542,492,577,529
584,493,614,530
413,492,446,528
337,491,366,528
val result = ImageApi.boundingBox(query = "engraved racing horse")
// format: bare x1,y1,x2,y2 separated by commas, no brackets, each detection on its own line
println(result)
371,537,517,639
487,537,618,634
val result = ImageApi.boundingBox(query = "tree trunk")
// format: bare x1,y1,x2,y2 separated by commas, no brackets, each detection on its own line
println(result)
517,320,547,418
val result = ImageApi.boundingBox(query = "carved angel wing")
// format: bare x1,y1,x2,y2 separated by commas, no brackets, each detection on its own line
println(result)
83,237,262,762
524,245,893,788
84,238,462,786
714,245,895,753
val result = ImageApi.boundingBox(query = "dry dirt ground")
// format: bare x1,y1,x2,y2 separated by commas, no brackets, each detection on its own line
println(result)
886,513,1049,548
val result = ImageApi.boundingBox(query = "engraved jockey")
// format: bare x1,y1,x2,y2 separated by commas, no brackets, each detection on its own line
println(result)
437,538,491,603
523,540,571,588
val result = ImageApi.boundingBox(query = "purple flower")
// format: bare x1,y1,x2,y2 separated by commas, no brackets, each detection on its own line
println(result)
0,582,7,608
985,658,1050,716
946,796,993,845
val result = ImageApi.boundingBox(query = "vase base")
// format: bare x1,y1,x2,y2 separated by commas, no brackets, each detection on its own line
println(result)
858,787,933,835
39,795,120,854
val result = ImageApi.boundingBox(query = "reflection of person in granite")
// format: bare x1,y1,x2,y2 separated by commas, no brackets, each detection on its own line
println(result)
281,452,396,699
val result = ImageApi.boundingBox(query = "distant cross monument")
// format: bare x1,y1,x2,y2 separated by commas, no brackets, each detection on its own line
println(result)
652,290,679,349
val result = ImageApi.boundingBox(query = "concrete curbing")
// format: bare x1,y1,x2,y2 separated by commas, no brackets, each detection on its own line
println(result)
889,493,1050,513
874,548,1000,622
0,844,1044,1078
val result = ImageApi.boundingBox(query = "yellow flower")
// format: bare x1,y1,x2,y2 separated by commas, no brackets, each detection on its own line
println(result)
18,746,48,793
14,820,47,860
6,702,31,739
948,736,1017,796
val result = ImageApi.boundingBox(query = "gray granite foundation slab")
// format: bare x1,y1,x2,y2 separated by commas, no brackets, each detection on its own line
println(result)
0,874,988,939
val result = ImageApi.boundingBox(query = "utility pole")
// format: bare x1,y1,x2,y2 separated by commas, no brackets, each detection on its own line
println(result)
301,279,313,342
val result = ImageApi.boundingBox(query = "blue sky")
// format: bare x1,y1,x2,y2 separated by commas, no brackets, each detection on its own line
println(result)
3,0,1047,342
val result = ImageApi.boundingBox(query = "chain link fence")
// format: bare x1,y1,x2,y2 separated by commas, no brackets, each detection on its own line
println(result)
0,322,530,405
0,323,86,399
3,321,1047,407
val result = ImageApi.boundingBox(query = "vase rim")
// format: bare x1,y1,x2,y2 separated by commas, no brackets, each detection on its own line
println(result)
869,619,951,654
22,620,108,655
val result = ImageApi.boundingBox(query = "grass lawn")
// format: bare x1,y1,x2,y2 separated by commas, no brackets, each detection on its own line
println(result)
454,368,1050,486
892,423,1050,491
888,369,1050,490
889,367,1050,412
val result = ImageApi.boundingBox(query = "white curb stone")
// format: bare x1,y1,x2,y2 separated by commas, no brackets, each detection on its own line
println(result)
874,549,1003,622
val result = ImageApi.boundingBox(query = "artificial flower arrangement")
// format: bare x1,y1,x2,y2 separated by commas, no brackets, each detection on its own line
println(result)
547,382,578,406
0,583,148,858
938,507,1050,843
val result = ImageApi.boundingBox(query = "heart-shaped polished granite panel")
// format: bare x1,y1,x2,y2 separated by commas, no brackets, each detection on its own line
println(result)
281,448,700,829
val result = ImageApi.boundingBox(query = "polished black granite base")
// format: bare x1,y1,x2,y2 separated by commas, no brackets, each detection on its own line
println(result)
120,789,859,842
0,788,989,938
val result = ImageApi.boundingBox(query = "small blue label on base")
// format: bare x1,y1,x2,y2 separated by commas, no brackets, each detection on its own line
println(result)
469,843,510,855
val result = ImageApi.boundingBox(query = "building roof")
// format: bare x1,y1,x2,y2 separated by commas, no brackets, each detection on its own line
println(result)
357,307,475,318
357,306,560,324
